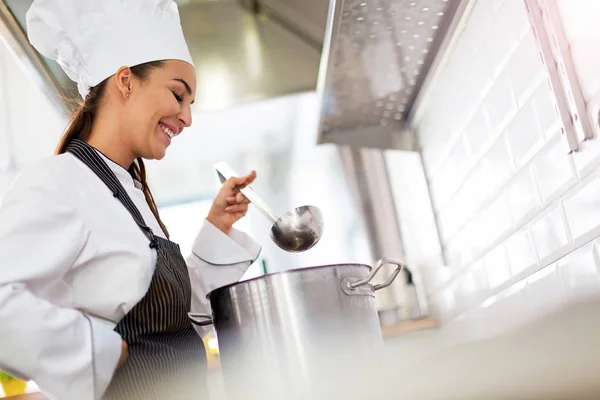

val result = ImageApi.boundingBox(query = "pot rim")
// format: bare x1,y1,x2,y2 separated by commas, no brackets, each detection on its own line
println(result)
206,262,372,299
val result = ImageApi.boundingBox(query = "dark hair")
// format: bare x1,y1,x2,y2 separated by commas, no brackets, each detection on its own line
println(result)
55,61,170,237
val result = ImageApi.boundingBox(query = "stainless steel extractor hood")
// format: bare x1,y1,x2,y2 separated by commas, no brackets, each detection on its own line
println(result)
316,0,461,151
240,0,330,48
0,0,325,115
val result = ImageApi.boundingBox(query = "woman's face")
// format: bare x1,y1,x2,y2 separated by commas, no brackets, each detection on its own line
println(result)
125,60,196,160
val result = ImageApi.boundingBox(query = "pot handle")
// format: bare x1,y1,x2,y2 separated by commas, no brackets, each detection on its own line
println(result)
349,258,404,291
188,313,213,327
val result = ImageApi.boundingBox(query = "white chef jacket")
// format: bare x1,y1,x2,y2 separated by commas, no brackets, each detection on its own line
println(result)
0,151,261,400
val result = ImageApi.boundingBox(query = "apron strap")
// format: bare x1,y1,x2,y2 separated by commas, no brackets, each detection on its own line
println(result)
66,139,157,248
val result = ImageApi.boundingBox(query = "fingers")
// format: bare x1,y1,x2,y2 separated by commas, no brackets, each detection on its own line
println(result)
226,194,250,205
225,203,249,213
231,170,257,188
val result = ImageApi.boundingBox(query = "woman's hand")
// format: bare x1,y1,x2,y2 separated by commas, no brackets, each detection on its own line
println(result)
206,171,257,235
118,339,128,368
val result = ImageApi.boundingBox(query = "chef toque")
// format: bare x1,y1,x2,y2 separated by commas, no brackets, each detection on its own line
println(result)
26,0,194,99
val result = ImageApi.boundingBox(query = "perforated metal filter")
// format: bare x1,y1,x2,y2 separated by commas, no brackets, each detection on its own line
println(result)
318,0,459,147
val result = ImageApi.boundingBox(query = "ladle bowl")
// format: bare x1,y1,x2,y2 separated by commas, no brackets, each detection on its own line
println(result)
214,162,324,253
270,205,324,252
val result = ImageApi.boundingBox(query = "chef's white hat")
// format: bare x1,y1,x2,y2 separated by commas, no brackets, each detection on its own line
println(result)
26,0,194,99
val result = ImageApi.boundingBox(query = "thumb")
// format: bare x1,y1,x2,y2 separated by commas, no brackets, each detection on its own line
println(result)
232,171,256,187
232,176,247,186
224,177,241,189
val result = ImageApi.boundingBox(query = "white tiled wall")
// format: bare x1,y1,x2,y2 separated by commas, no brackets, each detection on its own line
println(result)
408,0,600,336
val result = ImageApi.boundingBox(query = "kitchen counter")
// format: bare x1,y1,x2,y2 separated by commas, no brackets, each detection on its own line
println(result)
381,316,439,337
373,299,600,399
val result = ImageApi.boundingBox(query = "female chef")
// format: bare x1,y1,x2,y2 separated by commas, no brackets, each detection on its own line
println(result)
0,0,261,399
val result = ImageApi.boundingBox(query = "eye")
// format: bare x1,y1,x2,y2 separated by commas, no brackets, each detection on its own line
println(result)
171,91,184,102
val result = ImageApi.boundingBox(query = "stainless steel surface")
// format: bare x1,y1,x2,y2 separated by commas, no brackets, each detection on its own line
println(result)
539,0,594,142
346,257,403,291
1,0,323,114
337,147,405,262
214,161,324,252
337,147,416,308
268,205,324,252
0,0,74,114
316,0,461,149
189,258,403,398
256,0,329,48
336,148,433,328
180,0,321,112
523,0,578,153
187,312,212,326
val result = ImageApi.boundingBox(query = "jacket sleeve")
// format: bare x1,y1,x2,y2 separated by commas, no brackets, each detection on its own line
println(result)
0,166,122,400
186,220,261,337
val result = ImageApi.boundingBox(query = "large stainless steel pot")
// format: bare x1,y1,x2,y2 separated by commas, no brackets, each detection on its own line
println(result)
189,258,403,399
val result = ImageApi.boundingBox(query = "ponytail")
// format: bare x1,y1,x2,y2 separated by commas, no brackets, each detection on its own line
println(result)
55,61,170,237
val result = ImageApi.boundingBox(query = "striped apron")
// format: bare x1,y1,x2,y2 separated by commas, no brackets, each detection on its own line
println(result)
66,140,207,400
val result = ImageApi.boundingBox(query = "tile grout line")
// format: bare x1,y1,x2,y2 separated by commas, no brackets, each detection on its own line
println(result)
427,160,600,298
437,233,600,325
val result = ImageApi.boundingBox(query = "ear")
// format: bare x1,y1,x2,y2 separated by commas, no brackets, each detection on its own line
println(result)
114,66,134,99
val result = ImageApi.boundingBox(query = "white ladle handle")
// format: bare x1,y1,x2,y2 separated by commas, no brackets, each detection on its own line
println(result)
214,162,279,224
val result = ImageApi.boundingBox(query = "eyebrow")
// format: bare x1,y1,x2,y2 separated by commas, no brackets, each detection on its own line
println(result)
174,78,195,104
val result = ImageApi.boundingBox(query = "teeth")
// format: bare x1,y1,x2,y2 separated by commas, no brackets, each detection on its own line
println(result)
160,123,175,138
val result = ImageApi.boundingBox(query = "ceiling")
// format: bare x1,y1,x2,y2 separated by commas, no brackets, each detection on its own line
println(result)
0,0,324,114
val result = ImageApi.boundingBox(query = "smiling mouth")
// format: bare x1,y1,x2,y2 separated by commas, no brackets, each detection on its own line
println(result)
159,123,175,139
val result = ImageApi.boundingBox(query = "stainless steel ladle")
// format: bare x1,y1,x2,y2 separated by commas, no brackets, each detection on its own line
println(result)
214,162,324,253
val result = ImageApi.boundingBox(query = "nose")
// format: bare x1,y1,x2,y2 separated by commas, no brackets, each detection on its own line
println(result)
178,106,192,129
